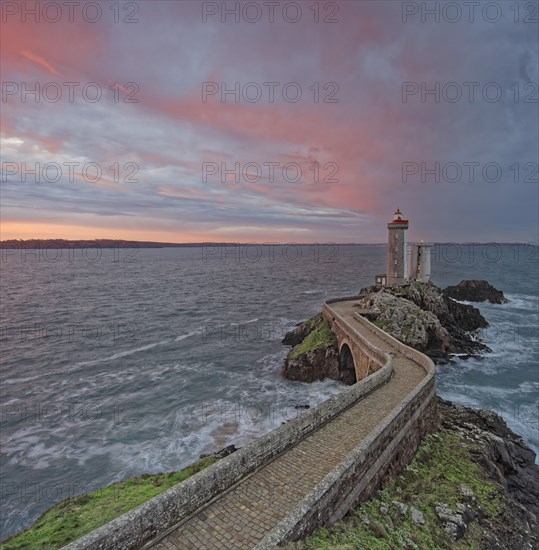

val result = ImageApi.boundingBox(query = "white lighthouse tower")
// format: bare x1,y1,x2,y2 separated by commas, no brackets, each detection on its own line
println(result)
408,241,432,283
375,209,432,287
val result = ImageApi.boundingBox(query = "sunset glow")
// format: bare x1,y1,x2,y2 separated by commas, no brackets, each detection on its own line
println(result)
1,1,537,243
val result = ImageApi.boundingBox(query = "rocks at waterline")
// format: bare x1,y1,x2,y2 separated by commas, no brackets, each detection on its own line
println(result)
199,444,239,460
356,289,453,358
281,314,344,384
358,281,490,362
438,397,539,545
439,398,539,527
281,280,505,382
443,279,509,304
281,313,324,346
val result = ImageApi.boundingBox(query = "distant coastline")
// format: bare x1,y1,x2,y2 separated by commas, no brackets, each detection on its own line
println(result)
0,239,534,249
0,239,218,249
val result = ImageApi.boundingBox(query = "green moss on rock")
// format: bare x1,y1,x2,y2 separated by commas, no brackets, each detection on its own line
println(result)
290,320,337,360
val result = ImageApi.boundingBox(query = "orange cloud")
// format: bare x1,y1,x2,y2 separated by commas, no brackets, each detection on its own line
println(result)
0,221,211,243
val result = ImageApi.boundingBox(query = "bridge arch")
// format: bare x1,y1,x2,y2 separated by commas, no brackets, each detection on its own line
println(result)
324,310,385,383
339,342,357,385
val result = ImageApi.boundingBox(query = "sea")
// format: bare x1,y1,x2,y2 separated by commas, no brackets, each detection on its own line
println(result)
0,243,537,539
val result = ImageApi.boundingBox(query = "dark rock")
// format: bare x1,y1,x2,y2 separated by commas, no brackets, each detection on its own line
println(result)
361,311,380,322
443,280,509,304
199,444,239,460
439,397,539,540
294,404,310,410
444,295,488,332
282,345,340,384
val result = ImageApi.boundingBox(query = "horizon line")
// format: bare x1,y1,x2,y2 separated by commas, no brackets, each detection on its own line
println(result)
1,238,537,247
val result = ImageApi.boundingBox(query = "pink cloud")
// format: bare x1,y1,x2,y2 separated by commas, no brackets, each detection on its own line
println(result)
19,50,62,76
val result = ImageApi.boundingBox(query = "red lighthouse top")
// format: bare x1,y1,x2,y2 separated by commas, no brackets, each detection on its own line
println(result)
391,208,408,223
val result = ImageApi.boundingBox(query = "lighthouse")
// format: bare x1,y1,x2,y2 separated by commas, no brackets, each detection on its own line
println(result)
386,208,409,286
374,209,432,287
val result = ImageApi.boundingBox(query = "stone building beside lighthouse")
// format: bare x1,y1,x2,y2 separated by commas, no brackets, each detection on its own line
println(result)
375,209,431,287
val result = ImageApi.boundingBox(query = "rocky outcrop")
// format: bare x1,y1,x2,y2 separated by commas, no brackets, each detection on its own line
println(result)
444,294,489,332
199,444,239,460
439,398,539,547
281,315,343,383
392,280,489,333
356,290,452,356
282,345,341,384
439,398,539,525
281,280,501,379
443,279,509,304
282,313,324,346
359,281,490,362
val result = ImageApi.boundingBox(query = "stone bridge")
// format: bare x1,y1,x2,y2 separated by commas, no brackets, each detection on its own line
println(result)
322,300,388,384
64,297,437,550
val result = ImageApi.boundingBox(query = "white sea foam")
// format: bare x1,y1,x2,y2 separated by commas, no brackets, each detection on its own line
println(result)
72,340,171,368
174,329,201,342
518,381,539,394
449,293,538,312
3,374,42,385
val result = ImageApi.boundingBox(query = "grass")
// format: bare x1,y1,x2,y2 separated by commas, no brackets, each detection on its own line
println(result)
290,319,337,359
286,431,504,550
0,456,218,550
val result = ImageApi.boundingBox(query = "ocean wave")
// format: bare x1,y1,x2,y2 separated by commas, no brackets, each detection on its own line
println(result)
504,294,539,312
3,374,42,385
448,293,538,312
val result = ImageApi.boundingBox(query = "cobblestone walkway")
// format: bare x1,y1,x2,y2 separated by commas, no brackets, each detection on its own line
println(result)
149,301,427,550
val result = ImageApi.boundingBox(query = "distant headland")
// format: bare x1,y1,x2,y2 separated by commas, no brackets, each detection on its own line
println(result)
0,239,531,249
0,239,225,249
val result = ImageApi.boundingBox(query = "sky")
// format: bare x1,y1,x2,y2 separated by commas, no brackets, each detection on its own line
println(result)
1,0,538,244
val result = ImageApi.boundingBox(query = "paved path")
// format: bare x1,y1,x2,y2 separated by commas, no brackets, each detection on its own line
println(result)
149,300,427,550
